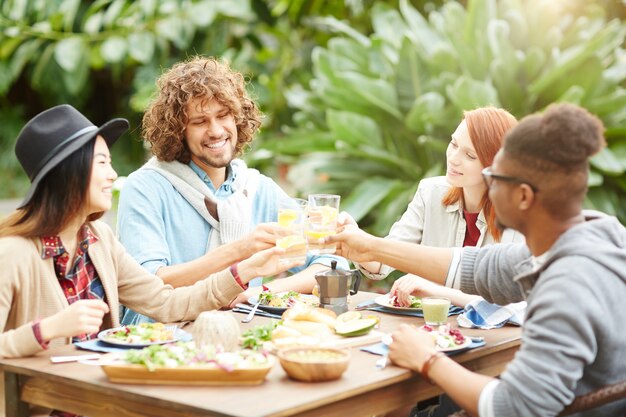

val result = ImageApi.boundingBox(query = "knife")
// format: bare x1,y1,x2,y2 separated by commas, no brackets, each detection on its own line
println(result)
232,308,282,320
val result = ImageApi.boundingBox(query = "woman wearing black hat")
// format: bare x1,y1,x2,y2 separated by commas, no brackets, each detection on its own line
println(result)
0,105,300,360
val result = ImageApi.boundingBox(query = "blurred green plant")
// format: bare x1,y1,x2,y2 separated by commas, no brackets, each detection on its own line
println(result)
260,0,626,237
0,0,379,197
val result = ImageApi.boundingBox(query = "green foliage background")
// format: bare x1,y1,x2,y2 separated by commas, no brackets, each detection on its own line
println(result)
1,0,626,236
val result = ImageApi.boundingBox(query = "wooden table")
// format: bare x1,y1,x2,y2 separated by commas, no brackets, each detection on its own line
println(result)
1,292,521,417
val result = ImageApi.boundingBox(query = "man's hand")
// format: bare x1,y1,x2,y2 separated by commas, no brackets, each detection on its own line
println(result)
388,324,436,372
241,223,281,258
325,224,379,263
40,299,110,341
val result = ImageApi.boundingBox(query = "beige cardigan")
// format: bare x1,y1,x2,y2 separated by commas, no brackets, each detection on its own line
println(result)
0,220,243,359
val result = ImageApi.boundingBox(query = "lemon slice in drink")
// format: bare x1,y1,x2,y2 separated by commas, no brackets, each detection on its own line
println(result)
277,235,307,249
304,230,336,240
278,209,298,227
319,206,338,226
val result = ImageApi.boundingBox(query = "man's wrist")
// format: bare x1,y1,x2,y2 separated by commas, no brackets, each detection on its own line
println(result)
420,350,445,384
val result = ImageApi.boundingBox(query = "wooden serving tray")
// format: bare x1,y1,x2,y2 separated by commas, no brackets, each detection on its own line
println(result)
101,360,274,385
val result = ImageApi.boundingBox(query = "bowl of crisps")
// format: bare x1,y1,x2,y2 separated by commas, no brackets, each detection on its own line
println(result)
278,347,350,382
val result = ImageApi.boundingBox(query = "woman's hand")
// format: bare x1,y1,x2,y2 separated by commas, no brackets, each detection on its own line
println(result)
40,299,110,341
391,274,480,307
238,246,304,283
241,223,281,257
337,211,357,228
325,225,379,263
391,274,441,306
388,324,436,372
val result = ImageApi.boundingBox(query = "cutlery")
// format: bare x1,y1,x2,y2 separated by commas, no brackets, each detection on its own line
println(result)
50,353,101,364
375,334,393,370
470,336,485,343
241,300,262,323
233,307,282,320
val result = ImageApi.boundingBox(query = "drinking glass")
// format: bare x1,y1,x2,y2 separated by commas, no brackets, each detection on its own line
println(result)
276,197,308,263
305,194,340,254
422,297,451,326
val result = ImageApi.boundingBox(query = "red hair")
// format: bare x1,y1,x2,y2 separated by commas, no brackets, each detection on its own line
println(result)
441,107,518,242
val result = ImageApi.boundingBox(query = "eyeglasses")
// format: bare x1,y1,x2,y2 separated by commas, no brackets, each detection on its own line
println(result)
481,167,539,192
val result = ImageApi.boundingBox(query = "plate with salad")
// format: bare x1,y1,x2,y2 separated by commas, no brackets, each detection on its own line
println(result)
98,322,185,348
101,342,274,385
249,291,319,314
374,293,423,311
422,324,471,352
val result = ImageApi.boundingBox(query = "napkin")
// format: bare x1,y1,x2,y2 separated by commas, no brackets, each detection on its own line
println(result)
75,330,192,353
356,300,464,318
360,339,485,357
456,299,526,330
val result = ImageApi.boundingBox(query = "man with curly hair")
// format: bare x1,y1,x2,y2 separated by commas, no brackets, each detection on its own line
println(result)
117,56,346,325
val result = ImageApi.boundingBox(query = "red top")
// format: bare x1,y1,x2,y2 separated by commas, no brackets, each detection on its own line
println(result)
463,210,481,247
40,225,104,342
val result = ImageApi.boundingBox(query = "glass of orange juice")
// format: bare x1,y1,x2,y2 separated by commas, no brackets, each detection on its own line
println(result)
305,194,340,254
277,198,308,263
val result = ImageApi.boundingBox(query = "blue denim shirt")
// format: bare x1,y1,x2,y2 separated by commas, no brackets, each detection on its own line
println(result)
118,160,347,324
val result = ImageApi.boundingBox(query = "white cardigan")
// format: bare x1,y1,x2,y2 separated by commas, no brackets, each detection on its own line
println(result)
362,176,524,280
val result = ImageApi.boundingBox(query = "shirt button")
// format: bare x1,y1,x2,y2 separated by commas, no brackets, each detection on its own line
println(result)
68,288,73,293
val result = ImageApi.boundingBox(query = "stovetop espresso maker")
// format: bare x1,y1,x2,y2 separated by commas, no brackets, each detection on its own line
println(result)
314,260,361,315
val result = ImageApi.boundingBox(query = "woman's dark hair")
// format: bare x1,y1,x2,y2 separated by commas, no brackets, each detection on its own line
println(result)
0,139,102,238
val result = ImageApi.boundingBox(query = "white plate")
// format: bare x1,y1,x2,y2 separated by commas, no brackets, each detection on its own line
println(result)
97,326,186,348
250,292,319,314
435,335,472,352
374,294,422,311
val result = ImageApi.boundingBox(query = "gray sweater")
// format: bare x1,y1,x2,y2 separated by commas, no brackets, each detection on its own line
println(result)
460,216,626,417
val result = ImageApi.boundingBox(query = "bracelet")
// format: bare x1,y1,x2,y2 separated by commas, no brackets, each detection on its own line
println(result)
32,318,50,349
421,351,445,384
229,263,248,290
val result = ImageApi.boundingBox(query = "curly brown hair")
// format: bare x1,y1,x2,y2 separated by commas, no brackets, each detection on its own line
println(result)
142,56,263,162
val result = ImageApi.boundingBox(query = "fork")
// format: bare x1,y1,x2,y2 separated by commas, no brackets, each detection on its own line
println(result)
375,333,393,369
241,299,261,323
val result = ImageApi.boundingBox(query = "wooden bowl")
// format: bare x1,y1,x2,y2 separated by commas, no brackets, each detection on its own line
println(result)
278,347,350,382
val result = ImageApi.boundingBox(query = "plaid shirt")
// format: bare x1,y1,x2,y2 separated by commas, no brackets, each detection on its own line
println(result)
41,224,106,343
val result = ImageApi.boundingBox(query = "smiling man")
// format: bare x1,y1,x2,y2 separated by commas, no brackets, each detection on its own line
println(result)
117,56,345,325
327,103,626,417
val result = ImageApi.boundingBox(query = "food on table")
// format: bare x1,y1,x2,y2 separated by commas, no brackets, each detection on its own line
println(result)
257,291,319,309
282,320,334,338
240,321,277,351
101,322,175,345
278,347,350,382
193,311,240,351
282,305,336,328
334,311,377,337
389,294,422,308
422,324,467,349
282,347,347,362
123,342,272,372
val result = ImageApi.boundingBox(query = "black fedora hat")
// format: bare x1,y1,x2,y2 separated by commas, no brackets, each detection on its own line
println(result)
15,104,129,208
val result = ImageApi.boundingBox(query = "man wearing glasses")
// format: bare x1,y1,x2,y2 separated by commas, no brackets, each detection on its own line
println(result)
327,103,626,417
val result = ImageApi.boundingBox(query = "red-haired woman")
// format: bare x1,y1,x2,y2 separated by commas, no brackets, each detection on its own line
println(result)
355,107,524,306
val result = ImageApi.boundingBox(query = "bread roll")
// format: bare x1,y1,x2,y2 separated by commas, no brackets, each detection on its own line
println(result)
282,319,333,338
